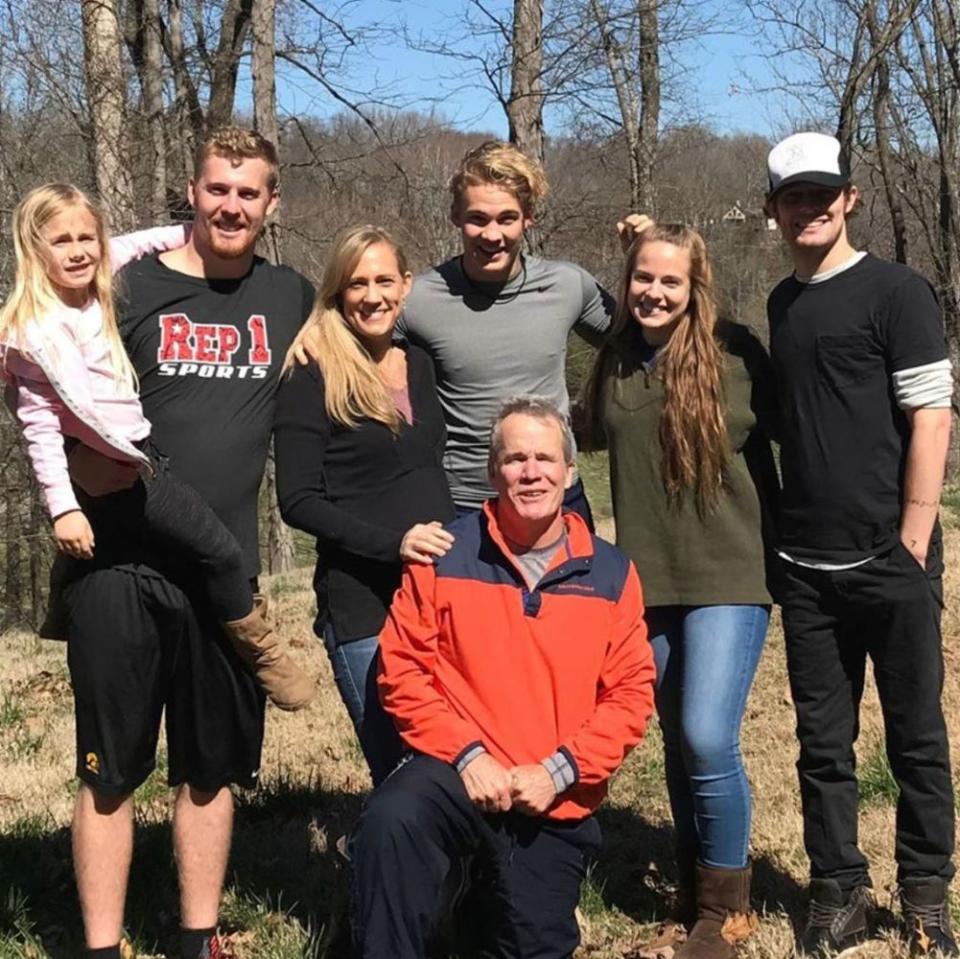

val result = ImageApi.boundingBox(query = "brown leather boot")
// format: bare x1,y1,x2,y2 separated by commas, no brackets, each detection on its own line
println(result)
676,862,757,959
224,596,315,711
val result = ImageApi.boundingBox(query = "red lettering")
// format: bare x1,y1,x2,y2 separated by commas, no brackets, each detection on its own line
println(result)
217,326,240,364
158,315,266,368
247,315,271,365
194,325,218,363
158,314,194,362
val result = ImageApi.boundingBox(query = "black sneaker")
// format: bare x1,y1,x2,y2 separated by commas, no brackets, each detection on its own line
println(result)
800,879,870,956
900,877,959,956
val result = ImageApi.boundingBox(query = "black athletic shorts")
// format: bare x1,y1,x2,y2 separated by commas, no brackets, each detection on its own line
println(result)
64,564,265,795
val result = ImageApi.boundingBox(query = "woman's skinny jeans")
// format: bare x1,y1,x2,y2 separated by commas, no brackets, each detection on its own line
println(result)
646,604,769,870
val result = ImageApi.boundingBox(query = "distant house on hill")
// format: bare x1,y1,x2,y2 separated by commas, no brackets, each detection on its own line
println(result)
722,201,777,233
722,203,747,223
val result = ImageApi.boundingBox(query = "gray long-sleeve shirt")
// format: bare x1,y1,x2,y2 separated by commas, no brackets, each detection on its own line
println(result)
397,255,614,507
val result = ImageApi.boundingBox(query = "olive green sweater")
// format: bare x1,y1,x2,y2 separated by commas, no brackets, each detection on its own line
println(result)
597,321,779,607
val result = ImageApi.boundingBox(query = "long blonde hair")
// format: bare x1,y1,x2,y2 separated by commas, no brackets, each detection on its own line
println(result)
0,183,135,393
292,225,409,432
582,223,730,514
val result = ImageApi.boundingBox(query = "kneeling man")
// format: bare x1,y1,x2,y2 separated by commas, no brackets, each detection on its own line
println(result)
349,395,656,958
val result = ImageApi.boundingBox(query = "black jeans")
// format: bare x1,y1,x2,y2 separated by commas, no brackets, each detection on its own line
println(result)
76,442,251,622
349,754,601,958
781,538,955,888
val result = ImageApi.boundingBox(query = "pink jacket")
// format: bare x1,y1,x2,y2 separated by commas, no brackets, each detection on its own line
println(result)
1,225,188,518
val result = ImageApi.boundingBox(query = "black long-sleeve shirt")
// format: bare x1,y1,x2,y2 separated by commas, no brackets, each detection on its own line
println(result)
274,344,454,644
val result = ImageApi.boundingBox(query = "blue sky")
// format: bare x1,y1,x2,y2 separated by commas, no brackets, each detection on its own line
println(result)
269,0,790,139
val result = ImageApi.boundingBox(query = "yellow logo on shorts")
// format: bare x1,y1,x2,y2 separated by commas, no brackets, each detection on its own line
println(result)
85,752,100,775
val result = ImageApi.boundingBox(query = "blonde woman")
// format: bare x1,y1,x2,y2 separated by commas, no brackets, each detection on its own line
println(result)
581,223,779,959
275,225,455,785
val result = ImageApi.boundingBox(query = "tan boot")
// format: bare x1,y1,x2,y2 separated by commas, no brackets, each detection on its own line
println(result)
224,595,315,710
675,863,757,959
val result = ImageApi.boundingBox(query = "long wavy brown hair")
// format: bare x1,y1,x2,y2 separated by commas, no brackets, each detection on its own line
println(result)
582,223,730,514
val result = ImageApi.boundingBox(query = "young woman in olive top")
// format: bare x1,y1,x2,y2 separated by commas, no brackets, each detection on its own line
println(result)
581,223,779,959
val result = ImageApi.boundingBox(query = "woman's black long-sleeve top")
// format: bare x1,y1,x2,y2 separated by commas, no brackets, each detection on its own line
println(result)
274,344,455,645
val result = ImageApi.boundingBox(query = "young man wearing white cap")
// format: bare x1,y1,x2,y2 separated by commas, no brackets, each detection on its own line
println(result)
765,131,956,957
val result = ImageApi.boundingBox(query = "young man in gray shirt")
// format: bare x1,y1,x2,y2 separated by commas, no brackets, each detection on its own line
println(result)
395,141,614,522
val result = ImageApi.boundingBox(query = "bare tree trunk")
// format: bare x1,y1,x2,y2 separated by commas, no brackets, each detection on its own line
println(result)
251,0,294,573
252,0,283,263
835,0,918,159
507,0,545,165
508,0,545,254
910,0,960,370
263,447,295,574
835,5,870,158
126,0,167,218
142,0,167,220
29,486,44,631
252,0,278,150
167,0,202,178
3,460,23,630
206,0,253,130
81,0,136,230
866,7,908,263
590,0,640,206
507,0,545,254
934,0,960,334
636,0,660,213
590,0,659,212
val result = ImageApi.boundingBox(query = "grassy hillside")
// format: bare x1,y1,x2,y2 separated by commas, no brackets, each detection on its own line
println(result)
1,485,958,957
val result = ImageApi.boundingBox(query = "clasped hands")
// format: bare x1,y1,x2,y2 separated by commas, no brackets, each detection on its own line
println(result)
460,752,558,816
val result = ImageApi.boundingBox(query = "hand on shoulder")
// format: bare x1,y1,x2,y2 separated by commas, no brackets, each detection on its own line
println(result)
400,521,454,564
289,320,323,368
617,214,655,251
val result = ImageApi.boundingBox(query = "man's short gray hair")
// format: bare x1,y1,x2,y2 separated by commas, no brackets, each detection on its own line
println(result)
487,395,575,474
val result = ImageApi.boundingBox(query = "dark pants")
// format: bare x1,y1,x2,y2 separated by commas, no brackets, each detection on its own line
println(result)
781,539,955,888
454,478,595,532
65,565,265,794
349,754,601,958
77,442,251,622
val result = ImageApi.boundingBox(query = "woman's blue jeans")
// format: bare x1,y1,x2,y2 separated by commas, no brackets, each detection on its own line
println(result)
646,604,769,869
321,625,404,786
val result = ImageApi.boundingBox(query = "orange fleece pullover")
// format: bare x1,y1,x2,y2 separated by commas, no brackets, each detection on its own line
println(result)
378,503,656,821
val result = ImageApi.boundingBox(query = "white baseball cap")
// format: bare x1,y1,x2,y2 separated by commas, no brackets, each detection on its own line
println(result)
767,132,850,197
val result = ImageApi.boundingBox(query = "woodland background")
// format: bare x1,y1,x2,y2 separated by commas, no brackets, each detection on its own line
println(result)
1,2,960,956
1,0,958,626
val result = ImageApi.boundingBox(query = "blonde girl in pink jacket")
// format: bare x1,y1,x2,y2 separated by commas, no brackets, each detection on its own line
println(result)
0,183,313,710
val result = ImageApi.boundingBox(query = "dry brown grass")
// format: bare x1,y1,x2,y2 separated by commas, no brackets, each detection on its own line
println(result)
1,521,959,957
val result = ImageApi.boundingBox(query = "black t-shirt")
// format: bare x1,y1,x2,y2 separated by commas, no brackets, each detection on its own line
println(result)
767,253,947,563
118,255,314,576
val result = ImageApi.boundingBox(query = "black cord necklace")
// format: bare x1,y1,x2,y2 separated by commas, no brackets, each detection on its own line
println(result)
459,254,528,305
